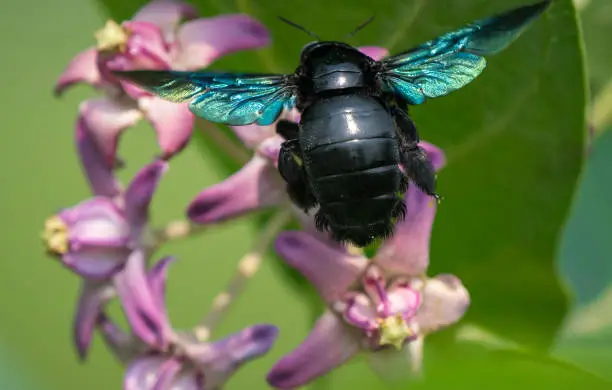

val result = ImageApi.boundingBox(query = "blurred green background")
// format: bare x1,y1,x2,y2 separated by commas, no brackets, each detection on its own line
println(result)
1,0,611,388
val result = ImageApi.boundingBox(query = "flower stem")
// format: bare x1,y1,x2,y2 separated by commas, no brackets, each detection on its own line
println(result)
153,220,207,244
194,209,293,341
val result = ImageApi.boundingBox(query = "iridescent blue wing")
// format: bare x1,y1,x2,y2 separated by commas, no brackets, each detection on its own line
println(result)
113,70,297,126
379,0,551,105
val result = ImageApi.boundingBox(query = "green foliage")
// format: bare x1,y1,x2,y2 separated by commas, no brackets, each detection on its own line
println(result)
552,128,612,381
577,0,612,96
93,0,589,385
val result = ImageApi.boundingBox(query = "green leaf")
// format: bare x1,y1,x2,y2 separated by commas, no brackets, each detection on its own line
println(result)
576,0,612,96
96,0,587,348
552,128,612,380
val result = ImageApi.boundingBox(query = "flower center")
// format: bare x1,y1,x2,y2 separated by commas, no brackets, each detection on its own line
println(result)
377,314,413,350
95,20,130,52
42,216,69,255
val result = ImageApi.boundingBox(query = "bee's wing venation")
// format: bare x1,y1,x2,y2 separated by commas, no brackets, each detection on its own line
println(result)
113,69,298,126
377,0,551,105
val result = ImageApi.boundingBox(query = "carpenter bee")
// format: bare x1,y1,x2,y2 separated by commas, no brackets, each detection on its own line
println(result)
114,1,551,247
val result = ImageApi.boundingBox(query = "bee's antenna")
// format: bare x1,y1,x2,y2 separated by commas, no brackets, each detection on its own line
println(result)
343,15,375,39
278,16,321,40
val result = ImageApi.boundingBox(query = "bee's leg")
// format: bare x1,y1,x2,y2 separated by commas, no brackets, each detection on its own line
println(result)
278,139,318,212
392,106,440,200
276,119,300,141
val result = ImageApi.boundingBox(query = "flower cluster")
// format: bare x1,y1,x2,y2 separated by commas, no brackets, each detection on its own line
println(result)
44,1,470,389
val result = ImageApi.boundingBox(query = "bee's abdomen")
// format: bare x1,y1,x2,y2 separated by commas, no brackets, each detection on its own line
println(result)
300,95,404,246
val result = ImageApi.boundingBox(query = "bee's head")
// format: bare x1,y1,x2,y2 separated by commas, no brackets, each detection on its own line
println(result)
299,41,355,63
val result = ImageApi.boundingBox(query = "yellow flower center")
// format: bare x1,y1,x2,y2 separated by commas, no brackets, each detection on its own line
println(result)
42,216,69,255
377,314,413,350
95,20,130,52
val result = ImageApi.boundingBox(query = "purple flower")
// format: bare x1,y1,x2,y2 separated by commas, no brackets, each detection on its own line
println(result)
41,125,167,359
266,143,471,389
55,0,271,166
97,256,279,389
186,46,390,225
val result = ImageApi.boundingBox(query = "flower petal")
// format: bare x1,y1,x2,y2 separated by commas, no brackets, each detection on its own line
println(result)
230,123,276,150
174,15,270,69
73,280,113,360
123,21,171,69
274,231,367,304
55,48,101,96
147,257,175,318
257,134,283,163
342,293,378,331
124,160,168,230
76,117,122,198
170,372,203,390
358,46,389,61
132,0,197,38
267,311,359,389
114,250,171,349
387,279,422,320
63,248,129,279
97,312,143,364
124,355,166,390
152,357,183,390
362,265,389,315
187,156,285,224
229,109,299,150
140,97,194,160
61,197,130,248
79,98,143,168
187,325,278,388
375,142,445,276
417,274,470,333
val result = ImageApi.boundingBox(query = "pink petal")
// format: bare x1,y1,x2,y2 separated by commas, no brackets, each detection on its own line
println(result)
375,142,445,276
358,46,389,61
362,265,389,315
114,250,172,349
55,48,102,96
230,108,299,149
73,280,113,360
188,325,278,389
62,197,130,248
257,135,283,163
187,155,285,224
63,248,129,280
274,231,367,304
100,22,171,100
230,122,276,151
152,357,183,390
79,98,143,168
132,0,197,39
169,372,203,390
76,115,122,198
342,293,378,331
267,311,359,389
124,355,166,390
97,312,142,364
174,15,270,70
147,257,175,317
124,160,168,231
123,21,172,69
140,97,194,160
387,280,422,320
417,274,470,333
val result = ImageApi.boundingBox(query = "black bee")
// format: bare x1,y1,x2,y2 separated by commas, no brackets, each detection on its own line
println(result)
114,1,551,247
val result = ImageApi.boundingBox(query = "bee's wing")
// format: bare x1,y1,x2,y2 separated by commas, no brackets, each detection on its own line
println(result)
114,70,298,126
378,0,550,105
